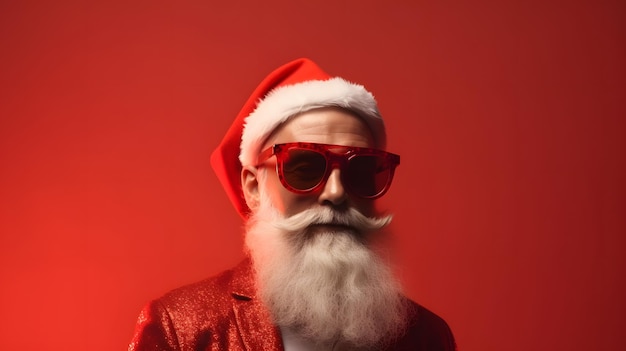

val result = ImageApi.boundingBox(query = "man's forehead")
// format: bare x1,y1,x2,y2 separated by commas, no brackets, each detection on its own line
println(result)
261,107,376,149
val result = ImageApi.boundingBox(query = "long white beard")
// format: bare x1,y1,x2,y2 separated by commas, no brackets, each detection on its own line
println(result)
245,192,409,349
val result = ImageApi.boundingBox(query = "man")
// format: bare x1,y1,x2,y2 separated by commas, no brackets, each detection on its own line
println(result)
129,58,456,350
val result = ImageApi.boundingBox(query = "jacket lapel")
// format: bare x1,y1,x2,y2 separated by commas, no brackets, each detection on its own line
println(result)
230,258,283,351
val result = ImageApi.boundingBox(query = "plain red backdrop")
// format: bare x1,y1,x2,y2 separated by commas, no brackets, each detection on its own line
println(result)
0,1,624,350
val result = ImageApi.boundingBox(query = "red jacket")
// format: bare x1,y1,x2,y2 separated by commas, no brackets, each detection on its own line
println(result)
129,259,456,351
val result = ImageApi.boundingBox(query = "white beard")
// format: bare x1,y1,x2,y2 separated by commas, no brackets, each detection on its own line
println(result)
245,192,409,349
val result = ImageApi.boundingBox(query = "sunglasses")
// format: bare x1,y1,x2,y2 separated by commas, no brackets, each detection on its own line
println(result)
256,142,400,199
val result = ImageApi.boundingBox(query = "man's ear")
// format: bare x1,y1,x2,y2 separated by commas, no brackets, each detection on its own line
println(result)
241,166,260,211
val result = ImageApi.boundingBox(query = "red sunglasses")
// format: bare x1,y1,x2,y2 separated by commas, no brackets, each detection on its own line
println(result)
256,142,400,199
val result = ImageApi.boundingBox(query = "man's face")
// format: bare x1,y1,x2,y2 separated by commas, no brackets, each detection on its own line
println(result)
253,107,377,218
242,109,406,347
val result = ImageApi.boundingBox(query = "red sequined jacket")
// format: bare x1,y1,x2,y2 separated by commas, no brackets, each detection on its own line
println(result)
129,258,457,351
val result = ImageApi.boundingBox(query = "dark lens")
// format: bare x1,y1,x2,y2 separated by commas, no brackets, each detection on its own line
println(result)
346,155,391,197
282,149,327,190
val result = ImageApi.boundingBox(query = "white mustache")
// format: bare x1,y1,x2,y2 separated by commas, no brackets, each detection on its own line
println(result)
272,206,392,234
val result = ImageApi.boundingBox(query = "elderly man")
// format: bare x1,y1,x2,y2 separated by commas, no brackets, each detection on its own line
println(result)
129,58,456,351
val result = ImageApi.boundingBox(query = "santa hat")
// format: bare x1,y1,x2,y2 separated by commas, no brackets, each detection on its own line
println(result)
210,58,386,219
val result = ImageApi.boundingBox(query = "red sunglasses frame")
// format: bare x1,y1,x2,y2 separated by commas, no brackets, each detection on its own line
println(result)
256,142,400,199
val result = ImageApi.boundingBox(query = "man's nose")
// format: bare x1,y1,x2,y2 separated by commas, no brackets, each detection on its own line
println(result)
318,168,347,206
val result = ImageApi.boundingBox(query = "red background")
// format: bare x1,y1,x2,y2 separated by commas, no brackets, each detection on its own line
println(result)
0,1,624,350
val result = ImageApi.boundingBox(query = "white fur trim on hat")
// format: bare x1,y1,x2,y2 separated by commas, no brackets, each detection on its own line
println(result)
239,77,386,166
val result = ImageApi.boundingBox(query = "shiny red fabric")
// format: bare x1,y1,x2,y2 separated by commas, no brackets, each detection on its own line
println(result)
129,259,457,351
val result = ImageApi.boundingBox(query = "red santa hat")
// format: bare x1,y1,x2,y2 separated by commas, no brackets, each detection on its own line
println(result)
210,58,386,219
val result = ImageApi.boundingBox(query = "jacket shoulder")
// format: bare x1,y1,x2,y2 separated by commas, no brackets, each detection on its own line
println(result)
389,300,457,351
129,261,256,350
158,265,239,318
